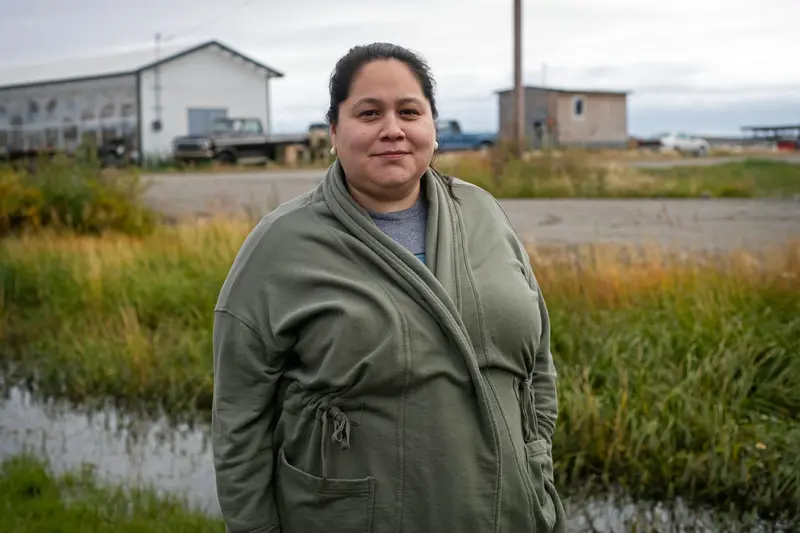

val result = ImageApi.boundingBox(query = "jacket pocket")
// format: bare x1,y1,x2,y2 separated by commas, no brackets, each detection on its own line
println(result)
276,447,376,533
524,438,557,533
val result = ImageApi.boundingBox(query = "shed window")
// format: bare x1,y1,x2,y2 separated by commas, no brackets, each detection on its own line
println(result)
573,96,585,118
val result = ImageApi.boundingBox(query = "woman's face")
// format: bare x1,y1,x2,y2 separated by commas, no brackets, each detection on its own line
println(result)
330,59,436,211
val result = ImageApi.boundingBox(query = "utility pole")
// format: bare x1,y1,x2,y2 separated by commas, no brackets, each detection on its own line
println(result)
153,33,163,131
513,0,525,158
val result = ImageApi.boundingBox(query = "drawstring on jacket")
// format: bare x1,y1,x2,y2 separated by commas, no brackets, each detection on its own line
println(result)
520,378,540,442
329,405,352,450
320,405,352,480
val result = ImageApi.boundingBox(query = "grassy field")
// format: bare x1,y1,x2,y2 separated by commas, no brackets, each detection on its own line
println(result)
435,151,800,199
0,454,223,532
0,217,798,521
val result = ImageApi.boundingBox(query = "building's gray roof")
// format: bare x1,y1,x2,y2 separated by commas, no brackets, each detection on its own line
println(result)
496,84,630,96
0,39,284,91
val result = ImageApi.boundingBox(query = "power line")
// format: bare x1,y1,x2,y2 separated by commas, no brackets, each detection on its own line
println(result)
161,0,261,43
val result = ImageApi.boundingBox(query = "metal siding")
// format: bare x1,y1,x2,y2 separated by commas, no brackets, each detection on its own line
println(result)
497,91,512,140
498,88,549,144
139,45,269,159
555,92,628,147
265,77,272,134
523,87,551,147
497,88,571,147
136,71,143,160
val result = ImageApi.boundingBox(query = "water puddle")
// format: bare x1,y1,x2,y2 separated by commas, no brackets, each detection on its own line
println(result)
0,386,219,514
0,386,788,532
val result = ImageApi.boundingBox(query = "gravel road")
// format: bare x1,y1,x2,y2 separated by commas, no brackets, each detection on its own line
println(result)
142,159,800,250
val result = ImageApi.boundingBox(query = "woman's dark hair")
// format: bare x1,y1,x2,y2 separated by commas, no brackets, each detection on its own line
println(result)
326,42,457,200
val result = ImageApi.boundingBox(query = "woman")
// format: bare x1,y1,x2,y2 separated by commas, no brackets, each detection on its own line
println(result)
212,42,566,533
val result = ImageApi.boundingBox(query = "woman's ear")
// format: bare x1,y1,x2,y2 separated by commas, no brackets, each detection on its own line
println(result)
329,124,337,151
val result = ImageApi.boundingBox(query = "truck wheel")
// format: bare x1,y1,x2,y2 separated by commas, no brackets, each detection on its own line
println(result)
101,153,121,168
479,141,493,153
215,151,236,166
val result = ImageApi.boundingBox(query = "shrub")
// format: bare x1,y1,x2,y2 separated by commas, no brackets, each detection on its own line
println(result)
0,151,159,237
436,146,614,198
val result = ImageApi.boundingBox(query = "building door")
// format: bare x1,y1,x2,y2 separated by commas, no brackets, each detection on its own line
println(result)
187,108,227,135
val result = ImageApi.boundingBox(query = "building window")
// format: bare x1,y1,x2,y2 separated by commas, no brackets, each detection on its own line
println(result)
28,130,45,149
121,103,136,118
27,99,40,121
63,119,79,152
100,103,116,119
45,128,59,148
572,96,586,120
45,98,58,120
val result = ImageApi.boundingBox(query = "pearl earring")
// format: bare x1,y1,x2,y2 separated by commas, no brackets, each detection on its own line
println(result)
433,141,439,151
330,145,337,156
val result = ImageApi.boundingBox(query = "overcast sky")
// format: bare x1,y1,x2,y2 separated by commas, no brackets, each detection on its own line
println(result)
2,0,799,136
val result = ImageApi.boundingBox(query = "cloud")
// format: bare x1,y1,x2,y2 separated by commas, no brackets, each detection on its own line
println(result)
2,0,799,136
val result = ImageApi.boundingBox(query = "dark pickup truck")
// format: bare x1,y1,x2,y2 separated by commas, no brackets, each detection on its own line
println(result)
171,117,274,165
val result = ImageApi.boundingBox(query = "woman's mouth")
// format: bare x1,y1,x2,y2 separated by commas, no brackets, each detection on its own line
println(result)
374,150,410,159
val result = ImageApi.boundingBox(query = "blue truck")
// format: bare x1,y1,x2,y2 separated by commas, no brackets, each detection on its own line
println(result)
435,119,496,152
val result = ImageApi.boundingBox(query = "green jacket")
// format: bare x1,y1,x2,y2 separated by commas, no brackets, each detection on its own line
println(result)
212,161,566,533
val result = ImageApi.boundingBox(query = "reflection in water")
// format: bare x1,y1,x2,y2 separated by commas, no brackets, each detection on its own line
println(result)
0,386,219,514
0,386,788,532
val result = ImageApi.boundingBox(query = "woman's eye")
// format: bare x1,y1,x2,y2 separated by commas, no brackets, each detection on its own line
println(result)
360,110,378,117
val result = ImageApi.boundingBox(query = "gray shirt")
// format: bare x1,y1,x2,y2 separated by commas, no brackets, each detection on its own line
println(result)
369,194,428,265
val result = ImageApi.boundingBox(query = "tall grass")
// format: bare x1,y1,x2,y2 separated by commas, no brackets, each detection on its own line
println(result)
434,147,800,198
0,221,239,414
529,241,800,519
641,158,800,198
0,218,798,519
0,454,222,532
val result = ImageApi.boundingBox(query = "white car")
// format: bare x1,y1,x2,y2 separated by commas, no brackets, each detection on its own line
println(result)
659,132,710,156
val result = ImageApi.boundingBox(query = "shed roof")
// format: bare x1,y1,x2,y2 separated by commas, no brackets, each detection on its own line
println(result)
741,123,800,132
0,39,284,91
496,84,630,96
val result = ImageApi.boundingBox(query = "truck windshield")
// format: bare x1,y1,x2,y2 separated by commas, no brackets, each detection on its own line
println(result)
210,119,263,134
211,120,234,133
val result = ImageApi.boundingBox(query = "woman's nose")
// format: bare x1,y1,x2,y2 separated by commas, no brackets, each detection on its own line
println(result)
380,115,406,140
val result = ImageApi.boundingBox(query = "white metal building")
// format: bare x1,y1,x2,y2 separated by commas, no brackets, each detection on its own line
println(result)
0,39,283,161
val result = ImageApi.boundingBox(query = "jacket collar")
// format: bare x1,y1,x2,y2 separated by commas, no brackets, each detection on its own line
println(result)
321,159,464,319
